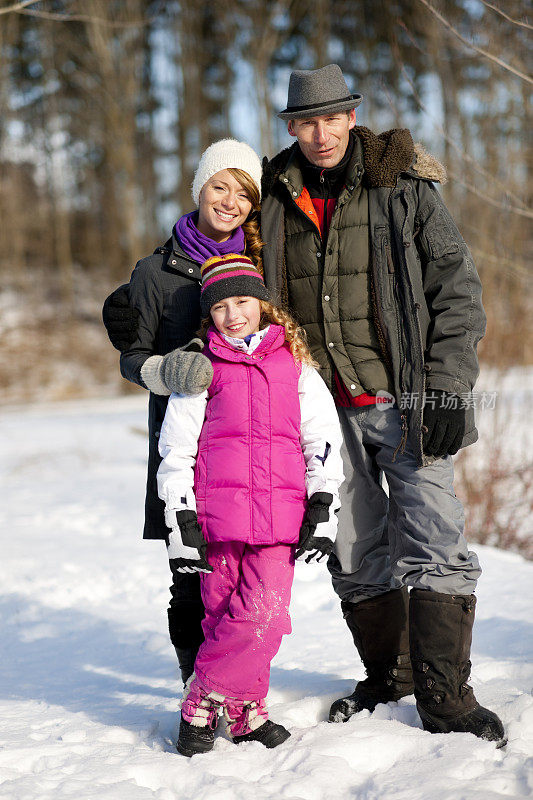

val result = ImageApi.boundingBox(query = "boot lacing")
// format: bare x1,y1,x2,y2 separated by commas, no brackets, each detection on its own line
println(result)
224,699,268,736
182,679,224,729
365,653,412,690
413,658,473,704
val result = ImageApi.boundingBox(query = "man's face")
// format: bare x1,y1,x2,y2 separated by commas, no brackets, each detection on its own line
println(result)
288,109,356,168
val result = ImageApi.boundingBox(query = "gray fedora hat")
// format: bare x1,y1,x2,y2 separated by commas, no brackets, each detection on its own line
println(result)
278,64,363,120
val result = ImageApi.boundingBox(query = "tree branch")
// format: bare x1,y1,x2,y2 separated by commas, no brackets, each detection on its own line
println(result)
415,0,533,85
0,0,38,16
469,246,533,281
1,0,151,27
398,63,530,212
446,169,533,220
479,0,533,31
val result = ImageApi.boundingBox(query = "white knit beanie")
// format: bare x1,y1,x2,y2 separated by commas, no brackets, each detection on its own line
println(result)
191,139,262,205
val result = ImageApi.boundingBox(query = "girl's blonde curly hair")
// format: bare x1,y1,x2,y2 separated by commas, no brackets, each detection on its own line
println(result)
258,301,317,366
199,299,317,367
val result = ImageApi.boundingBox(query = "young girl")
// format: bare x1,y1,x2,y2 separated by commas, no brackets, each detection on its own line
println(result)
157,253,344,757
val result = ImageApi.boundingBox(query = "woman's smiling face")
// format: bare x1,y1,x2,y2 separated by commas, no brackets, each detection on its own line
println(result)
197,170,253,242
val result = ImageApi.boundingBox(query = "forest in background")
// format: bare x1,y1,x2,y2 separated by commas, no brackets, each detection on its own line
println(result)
0,0,531,555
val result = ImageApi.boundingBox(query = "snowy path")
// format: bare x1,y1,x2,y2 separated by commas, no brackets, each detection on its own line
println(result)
1,397,532,799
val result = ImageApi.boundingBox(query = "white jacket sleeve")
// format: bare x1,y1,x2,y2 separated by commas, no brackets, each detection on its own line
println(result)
299,364,344,500
157,390,208,522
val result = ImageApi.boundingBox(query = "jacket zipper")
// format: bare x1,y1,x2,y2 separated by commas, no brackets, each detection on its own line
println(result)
247,366,254,542
320,171,328,245
391,185,430,462
399,187,427,462
387,186,410,461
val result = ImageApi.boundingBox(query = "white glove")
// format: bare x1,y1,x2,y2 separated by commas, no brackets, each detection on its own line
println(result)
314,496,341,542
165,510,213,574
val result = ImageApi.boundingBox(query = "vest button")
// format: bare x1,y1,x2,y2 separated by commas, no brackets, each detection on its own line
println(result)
171,259,177,265
283,177,288,182
324,295,330,301
328,342,334,349
188,268,194,273
350,384,356,390
316,251,321,258
292,191,298,197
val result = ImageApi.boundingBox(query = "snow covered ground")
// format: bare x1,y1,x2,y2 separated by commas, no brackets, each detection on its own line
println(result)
1,396,532,800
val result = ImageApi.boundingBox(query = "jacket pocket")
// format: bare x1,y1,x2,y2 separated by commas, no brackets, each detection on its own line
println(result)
420,208,460,261
374,225,395,308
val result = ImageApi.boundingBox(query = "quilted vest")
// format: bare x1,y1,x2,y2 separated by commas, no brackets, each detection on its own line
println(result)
194,324,307,545
280,140,394,396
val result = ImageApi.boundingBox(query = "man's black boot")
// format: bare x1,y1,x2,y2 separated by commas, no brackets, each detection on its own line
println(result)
329,587,414,722
410,589,506,746
167,602,205,684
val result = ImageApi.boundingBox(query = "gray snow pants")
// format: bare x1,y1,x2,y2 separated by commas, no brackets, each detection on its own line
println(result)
328,405,481,604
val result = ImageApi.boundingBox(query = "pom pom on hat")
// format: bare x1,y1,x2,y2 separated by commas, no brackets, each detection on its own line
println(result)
200,253,270,316
192,139,262,205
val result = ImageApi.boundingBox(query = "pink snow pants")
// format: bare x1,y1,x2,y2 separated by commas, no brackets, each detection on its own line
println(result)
193,542,295,701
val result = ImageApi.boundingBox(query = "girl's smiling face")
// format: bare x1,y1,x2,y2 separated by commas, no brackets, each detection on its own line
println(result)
197,170,253,243
210,296,261,339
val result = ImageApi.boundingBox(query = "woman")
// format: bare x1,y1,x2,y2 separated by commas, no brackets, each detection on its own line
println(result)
104,139,263,684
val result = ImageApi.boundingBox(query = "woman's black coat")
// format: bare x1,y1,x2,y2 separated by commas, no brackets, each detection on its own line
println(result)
120,229,202,539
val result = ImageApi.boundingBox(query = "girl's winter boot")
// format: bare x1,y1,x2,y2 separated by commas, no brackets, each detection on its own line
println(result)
177,678,223,757
224,699,291,748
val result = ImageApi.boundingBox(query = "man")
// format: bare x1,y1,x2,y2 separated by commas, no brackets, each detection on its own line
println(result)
103,65,504,745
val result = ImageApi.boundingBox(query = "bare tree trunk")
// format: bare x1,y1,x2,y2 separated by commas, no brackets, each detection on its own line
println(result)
246,0,310,158
84,0,145,272
0,12,27,276
312,0,331,67
42,21,75,307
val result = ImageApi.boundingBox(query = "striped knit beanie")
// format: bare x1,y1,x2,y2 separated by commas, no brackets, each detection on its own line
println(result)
200,254,270,316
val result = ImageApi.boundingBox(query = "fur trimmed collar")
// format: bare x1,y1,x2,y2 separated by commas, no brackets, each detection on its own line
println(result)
411,141,447,184
262,127,446,193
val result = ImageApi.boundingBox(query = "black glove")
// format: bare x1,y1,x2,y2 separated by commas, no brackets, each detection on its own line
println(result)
168,510,213,574
422,390,466,458
295,492,334,563
102,284,139,351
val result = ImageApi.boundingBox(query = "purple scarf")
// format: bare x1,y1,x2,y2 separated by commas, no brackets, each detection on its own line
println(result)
174,211,245,264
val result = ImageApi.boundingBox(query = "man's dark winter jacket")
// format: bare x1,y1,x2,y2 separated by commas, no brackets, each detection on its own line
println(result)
120,229,202,539
260,127,486,466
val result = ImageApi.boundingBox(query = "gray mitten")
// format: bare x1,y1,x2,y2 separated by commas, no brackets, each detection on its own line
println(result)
140,339,213,396
161,339,213,395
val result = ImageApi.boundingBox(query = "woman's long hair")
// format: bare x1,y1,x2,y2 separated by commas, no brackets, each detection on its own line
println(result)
199,300,317,367
228,167,263,274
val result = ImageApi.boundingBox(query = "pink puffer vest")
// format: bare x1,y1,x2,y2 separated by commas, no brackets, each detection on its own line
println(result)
194,324,306,545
